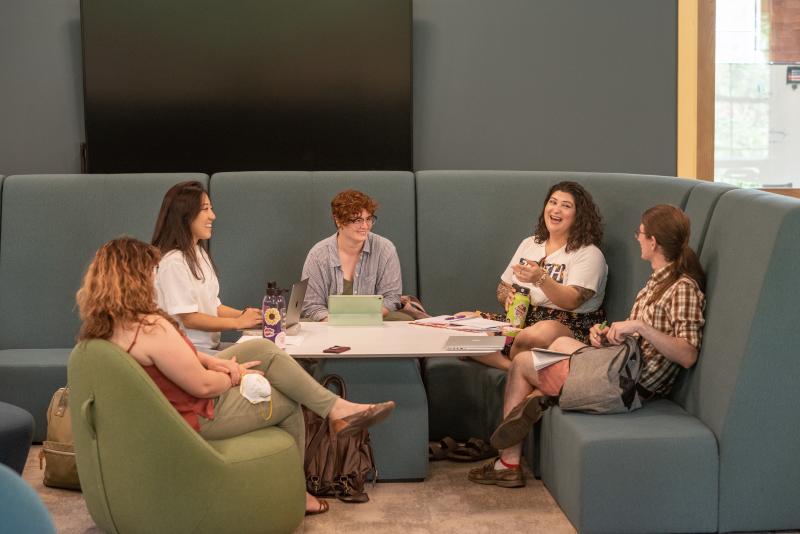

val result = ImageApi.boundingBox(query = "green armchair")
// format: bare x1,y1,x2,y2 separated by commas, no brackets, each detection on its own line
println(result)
68,339,305,534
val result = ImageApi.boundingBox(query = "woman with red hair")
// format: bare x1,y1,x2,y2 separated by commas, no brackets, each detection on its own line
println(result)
301,189,412,321
76,236,395,514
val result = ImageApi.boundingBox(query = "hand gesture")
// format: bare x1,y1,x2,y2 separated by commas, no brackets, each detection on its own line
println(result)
604,320,642,345
504,285,517,311
588,323,607,348
236,307,262,329
207,356,263,386
511,259,543,285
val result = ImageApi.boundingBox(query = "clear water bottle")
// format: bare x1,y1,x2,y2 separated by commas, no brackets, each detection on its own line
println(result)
262,281,286,349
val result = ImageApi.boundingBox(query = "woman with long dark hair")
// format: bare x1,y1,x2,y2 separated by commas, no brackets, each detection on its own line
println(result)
475,181,608,370
473,205,705,488
151,181,261,351
76,237,395,514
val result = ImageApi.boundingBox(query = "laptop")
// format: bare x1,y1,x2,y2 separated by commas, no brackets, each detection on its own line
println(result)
284,278,309,335
443,335,506,352
328,295,383,326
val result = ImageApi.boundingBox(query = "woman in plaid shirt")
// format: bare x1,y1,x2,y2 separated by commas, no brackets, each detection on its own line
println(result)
470,204,705,488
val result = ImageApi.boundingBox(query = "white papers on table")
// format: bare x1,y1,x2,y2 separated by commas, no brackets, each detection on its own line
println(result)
532,348,570,370
411,315,508,332
236,332,307,346
284,332,307,346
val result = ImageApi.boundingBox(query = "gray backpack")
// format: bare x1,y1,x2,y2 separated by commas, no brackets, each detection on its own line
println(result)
558,337,643,414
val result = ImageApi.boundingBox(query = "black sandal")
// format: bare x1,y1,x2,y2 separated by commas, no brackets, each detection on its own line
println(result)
428,436,460,461
448,437,497,462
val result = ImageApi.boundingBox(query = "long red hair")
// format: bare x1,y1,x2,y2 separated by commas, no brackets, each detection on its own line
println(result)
77,237,178,341
641,205,705,303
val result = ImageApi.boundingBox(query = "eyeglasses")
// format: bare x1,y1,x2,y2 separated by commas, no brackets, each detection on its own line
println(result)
348,215,377,226
634,230,649,239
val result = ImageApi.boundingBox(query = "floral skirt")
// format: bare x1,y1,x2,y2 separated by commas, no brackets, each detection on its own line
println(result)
524,306,606,344
482,306,606,344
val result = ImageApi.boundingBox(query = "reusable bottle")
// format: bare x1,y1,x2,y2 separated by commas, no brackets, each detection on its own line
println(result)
262,281,286,349
505,284,531,329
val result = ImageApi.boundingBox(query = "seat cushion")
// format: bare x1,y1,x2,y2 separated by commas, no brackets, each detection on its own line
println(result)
540,399,718,534
0,463,56,533
0,402,34,474
424,357,506,442
0,349,72,442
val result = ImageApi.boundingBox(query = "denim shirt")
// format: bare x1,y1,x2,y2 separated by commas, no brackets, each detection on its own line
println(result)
300,232,403,321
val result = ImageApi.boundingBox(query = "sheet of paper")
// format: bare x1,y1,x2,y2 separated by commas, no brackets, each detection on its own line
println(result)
237,333,307,346
449,317,508,329
284,332,307,347
411,315,508,332
532,348,570,370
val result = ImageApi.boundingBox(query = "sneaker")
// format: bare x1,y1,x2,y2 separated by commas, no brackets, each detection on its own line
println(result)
467,458,526,488
490,391,547,450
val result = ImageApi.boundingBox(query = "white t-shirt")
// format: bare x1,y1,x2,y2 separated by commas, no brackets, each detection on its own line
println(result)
155,247,222,351
500,237,607,314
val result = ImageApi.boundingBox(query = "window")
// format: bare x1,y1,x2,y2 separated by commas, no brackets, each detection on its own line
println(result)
715,0,799,188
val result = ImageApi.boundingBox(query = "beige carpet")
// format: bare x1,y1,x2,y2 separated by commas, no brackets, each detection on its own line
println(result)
23,445,575,534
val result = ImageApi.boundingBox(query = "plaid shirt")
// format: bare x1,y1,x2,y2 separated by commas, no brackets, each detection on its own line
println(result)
629,265,705,396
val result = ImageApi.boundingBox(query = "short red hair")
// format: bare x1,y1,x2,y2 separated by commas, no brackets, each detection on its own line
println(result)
331,189,378,225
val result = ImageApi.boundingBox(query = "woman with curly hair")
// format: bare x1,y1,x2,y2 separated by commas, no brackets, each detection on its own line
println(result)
76,237,395,515
474,181,608,370
471,205,705,488
301,189,412,321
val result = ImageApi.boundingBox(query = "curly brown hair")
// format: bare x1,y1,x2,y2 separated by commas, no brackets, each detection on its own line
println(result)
77,237,178,341
331,189,378,227
533,181,603,252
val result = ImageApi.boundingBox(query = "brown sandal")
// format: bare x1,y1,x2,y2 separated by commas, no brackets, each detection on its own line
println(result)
448,437,497,462
306,498,330,516
428,436,460,461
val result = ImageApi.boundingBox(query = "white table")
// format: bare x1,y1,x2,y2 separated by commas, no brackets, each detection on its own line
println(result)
281,322,496,480
284,321,489,358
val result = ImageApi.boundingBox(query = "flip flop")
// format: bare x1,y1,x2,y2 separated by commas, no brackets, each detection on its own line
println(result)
305,498,329,516
428,436,460,461
448,437,497,462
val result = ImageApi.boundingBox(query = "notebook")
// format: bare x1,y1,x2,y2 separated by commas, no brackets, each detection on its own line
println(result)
328,295,383,326
284,278,309,335
443,336,506,352
532,348,571,370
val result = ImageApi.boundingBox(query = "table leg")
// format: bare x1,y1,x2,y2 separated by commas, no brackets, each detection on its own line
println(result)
313,357,428,481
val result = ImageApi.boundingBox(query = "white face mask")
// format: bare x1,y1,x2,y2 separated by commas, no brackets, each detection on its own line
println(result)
239,374,273,420
240,373,271,403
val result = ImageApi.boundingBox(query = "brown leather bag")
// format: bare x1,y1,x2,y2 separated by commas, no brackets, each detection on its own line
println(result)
39,387,81,490
303,375,376,503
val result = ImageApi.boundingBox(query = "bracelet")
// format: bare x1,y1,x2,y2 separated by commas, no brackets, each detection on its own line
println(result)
533,271,548,287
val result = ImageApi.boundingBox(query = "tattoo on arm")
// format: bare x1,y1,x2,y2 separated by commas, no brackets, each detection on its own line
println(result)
496,282,512,305
570,286,595,306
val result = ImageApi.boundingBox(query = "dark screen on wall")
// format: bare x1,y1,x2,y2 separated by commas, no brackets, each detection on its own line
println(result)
80,0,412,173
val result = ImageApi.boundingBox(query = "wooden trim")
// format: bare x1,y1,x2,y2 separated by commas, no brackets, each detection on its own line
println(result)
761,188,800,199
696,0,715,180
677,0,715,180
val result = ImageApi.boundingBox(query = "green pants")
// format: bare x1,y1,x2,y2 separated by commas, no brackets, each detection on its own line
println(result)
198,339,337,456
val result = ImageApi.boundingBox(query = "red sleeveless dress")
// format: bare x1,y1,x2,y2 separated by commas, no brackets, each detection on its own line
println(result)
128,322,215,432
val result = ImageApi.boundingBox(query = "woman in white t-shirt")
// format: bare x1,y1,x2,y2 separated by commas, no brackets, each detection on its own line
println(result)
151,181,261,351
474,181,607,370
